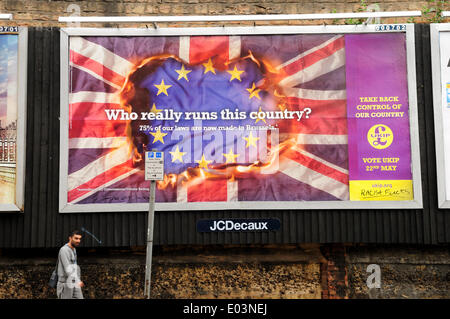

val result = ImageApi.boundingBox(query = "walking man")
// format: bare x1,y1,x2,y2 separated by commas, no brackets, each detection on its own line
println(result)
57,230,84,299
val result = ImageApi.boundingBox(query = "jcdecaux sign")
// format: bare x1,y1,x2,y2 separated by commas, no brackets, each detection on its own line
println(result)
197,219,281,232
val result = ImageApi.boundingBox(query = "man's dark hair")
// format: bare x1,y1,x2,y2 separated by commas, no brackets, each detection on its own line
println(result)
69,229,82,238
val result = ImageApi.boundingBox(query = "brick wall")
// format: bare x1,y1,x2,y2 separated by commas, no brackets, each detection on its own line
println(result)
321,244,349,299
0,245,323,299
0,245,449,299
0,0,448,27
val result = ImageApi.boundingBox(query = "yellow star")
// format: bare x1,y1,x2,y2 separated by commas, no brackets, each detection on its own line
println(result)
243,132,260,148
150,103,162,114
202,58,216,75
278,103,287,111
246,83,261,100
227,66,244,82
149,130,168,144
169,146,186,163
154,79,172,96
223,148,239,163
196,154,212,169
254,106,267,124
175,64,192,81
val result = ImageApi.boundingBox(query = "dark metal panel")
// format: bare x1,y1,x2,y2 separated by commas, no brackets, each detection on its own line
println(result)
238,210,246,244
410,211,418,243
398,211,406,243
405,211,413,244
297,211,304,243
310,211,319,242
281,210,289,243
383,212,390,243
173,212,181,246
25,27,42,249
263,211,271,245
375,213,384,243
324,211,331,242
244,210,253,244
2,27,450,248
128,213,136,247
52,26,61,248
359,212,366,242
341,212,354,243
37,28,52,248
138,212,146,246
436,212,445,243
338,211,345,242
113,213,120,246
173,211,181,245
162,210,171,245
332,212,340,243
389,212,398,243
226,210,234,244
105,213,114,247
2,215,11,247
446,214,450,242
46,27,58,248
417,24,438,244
189,211,198,245
368,212,376,243
120,212,128,246
353,212,361,242
303,211,311,242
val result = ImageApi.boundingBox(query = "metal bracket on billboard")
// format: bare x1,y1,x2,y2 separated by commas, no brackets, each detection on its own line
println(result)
58,11,422,24
364,4,381,25
0,14,13,20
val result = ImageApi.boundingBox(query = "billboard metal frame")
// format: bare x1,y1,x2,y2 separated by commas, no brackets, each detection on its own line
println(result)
0,27,27,212
59,24,422,213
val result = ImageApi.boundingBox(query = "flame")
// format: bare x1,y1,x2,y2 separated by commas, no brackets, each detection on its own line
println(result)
118,48,295,184
155,138,297,190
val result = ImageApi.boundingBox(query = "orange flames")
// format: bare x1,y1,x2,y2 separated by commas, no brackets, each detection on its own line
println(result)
155,138,297,190
118,50,293,190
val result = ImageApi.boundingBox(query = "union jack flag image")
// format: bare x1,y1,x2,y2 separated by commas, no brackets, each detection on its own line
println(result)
66,33,348,207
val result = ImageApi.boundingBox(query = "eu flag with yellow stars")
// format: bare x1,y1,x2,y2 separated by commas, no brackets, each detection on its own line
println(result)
137,57,276,175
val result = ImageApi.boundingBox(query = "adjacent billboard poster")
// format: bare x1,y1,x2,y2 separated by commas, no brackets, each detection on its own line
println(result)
59,25,422,212
0,27,27,212
431,24,450,208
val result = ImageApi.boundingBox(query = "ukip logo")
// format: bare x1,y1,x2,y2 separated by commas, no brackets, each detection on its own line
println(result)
367,124,394,150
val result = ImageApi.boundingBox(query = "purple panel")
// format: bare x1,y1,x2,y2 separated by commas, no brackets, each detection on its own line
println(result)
345,33,411,181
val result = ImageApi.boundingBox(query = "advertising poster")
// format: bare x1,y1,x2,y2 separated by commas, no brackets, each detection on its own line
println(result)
432,25,450,207
0,28,18,207
346,34,413,201
60,27,421,212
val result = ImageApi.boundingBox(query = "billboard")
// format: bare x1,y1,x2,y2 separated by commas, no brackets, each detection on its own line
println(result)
59,25,422,212
0,27,27,212
431,24,450,208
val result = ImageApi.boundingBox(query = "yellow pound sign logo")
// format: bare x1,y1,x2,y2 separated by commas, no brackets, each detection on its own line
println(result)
367,124,393,149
